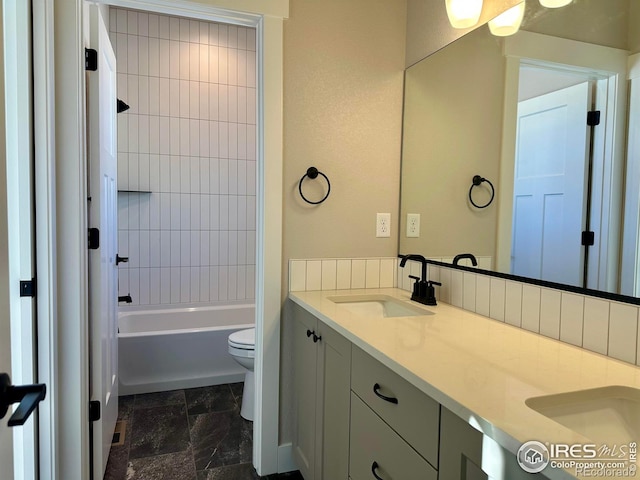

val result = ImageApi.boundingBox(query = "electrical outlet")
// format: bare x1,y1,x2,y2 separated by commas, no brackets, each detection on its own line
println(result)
376,213,391,238
407,213,420,238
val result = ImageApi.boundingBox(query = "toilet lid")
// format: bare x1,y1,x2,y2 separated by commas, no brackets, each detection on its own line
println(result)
229,328,255,348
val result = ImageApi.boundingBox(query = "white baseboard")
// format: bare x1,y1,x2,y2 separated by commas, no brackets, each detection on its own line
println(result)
278,443,297,473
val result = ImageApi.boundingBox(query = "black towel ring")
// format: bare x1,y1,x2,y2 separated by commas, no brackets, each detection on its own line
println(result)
468,175,495,209
298,167,331,205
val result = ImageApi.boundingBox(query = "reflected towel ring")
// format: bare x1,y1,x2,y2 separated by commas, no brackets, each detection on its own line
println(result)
468,175,495,209
298,167,331,205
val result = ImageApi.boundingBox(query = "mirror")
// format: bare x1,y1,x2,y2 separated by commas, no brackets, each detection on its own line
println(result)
399,0,640,296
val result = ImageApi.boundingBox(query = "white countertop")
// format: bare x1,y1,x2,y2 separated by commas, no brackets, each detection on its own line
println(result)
288,288,640,480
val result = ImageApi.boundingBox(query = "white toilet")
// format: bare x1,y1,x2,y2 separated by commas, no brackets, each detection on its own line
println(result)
228,328,255,421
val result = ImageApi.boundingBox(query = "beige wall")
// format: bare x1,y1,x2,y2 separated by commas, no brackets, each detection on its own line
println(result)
630,0,640,53
280,0,407,443
283,0,406,268
400,27,503,259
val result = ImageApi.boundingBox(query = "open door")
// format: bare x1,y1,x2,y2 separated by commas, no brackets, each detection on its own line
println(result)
511,81,591,286
87,5,119,478
1,0,42,477
0,2,14,475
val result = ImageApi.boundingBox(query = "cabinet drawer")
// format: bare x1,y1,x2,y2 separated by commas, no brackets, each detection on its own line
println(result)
350,393,437,480
351,346,439,468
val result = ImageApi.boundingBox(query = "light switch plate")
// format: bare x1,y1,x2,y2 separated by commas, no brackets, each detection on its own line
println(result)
376,213,391,238
407,213,420,237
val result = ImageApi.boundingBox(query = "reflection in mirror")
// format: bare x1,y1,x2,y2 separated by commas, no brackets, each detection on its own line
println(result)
399,0,640,297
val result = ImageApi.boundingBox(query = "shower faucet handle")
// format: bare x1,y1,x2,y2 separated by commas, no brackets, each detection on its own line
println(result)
116,254,129,265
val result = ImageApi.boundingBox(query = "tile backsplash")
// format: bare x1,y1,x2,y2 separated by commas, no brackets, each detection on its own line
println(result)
289,257,640,367
111,9,257,306
289,258,398,292
399,261,640,367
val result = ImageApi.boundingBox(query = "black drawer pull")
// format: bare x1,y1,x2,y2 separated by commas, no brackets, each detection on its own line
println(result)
373,383,398,404
306,329,314,338
371,461,385,480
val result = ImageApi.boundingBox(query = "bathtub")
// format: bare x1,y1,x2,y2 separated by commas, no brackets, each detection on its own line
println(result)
118,303,255,395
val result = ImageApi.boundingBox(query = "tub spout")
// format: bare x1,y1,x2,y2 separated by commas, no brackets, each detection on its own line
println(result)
118,294,132,303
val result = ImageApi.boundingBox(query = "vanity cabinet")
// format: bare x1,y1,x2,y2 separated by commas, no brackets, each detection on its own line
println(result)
290,301,549,480
291,302,352,480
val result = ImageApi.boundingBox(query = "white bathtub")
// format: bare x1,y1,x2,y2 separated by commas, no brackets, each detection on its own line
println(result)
118,303,254,395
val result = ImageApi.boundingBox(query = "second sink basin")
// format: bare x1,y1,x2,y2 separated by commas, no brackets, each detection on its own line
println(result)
526,386,640,443
327,294,433,318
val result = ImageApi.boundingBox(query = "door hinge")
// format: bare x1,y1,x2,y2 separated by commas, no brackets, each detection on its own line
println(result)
19,279,36,297
85,48,98,71
89,400,101,422
587,110,601,126
88,228,100,249
582,231,595,246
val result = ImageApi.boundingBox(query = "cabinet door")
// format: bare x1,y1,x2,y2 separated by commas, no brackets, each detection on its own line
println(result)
350,394,438,480
317,324,351,480
291,302,320,479
440,407,546,480
351,346,440,468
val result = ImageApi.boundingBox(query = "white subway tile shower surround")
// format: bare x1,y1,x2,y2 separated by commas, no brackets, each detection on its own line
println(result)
395,263,640,367
112,9,256,306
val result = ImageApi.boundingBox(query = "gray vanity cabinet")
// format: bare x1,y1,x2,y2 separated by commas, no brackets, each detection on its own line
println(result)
291,302,550,480
291,302,352,480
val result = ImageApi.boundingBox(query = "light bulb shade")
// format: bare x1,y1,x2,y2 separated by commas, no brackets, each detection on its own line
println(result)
539,0,572,7
488,1,525,36
445,0,484,29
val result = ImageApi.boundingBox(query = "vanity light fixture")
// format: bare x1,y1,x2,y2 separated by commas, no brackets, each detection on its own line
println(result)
539,0,572,8
445,0,483,29
488,1,525,36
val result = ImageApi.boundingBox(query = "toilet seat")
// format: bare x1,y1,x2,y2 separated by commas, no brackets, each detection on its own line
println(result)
228,328,255,351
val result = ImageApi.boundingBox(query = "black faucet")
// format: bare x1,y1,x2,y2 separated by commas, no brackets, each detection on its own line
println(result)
399,254,441,306
118,294,132,304
452,253,478,266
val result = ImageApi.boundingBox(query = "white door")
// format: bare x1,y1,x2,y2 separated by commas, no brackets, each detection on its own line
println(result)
2,0,39,477
511,82,591,286
1,0,15,473
87,6,119,478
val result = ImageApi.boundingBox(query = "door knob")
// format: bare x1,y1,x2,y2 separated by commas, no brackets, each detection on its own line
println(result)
0,373,46,427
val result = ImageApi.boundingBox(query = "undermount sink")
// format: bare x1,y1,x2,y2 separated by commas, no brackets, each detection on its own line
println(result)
526,386,640,443
327,294,433,318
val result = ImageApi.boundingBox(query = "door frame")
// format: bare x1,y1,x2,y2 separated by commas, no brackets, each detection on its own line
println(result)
32,1,58,479
34,0,288,478
497,31,628,292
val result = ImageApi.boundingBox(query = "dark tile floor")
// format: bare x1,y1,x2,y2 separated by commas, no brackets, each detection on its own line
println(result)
104,383,303,480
